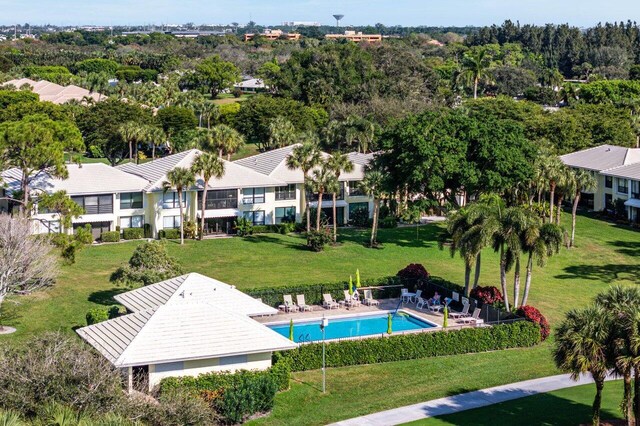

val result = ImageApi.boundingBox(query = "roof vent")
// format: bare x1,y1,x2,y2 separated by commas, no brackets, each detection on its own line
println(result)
606,148,611,152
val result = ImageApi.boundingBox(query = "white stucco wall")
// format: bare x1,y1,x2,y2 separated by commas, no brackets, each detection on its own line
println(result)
147,352,272,390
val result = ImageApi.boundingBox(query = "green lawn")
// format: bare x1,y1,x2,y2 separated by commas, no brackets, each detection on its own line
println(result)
406,380,625,426
1,212,638,424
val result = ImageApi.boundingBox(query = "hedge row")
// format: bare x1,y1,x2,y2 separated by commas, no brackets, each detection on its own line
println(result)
245,276,405,307
122,227,143,240
251,223,297,235
274,321,540,371
100,231,120,243
158,229,181,239
159,363,290,424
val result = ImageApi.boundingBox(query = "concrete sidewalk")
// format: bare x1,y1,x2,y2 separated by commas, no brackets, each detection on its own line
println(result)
330,373,618,426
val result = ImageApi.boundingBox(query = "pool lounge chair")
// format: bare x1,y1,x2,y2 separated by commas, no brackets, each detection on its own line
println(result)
296,294,313,311
416,297,429,310
400,288,411,303
323,293,340,310
414,289,423,303
363,289,380,306
449,302,470,319
283,295,300,313
343,290,361,307
428,300,443,313
458,307,481,324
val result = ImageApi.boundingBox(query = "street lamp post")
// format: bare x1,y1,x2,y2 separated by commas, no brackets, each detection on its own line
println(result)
320,316,329,393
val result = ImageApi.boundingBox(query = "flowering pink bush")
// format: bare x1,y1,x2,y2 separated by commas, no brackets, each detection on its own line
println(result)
516,305,550,341
470,286,503,305
396,264,430,282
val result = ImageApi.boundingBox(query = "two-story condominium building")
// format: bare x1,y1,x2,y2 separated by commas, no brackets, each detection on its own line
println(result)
234,145,374,226
561,144,640,223
1,147,374,239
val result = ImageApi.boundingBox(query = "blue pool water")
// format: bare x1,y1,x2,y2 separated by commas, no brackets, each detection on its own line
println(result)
268,312,436,343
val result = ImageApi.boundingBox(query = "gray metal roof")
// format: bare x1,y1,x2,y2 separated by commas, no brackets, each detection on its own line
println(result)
114,272,278,316
560,145,640,172
602,162,640,180
234,144,299,177
76,302,296,367
347,152,375,166
117,150,196,192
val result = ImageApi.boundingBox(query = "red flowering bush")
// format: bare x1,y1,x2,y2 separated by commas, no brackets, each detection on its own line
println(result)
470,286,503,305
397,264,430,292
516,305,550,341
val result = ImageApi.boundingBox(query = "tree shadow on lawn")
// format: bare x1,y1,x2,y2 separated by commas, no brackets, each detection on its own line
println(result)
428,389,620,426
0,302,21,327
556,264,640,286
241,234,310,251
88,287,129,306
607,240,640,257
337,225,441,249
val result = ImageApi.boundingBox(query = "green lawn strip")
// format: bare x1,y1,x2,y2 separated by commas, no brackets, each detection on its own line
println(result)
405,380,624,426
248,344,558,426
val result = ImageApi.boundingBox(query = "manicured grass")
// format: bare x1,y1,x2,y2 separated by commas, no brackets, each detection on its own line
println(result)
0,212,638,424
406,380,624,426
213,93,252,105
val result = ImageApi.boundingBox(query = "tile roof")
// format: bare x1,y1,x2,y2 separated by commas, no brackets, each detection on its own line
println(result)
114,272,278,317
1,163,149,196
560,145,640,172
77,302,296,367
602,162,640,180
2,78,103,104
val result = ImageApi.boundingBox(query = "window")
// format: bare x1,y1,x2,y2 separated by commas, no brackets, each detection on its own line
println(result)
275,184,296,201
219,355,248,366
275,207,296,224
198,189,238,210
163,215,181,229
154,361,184,373
120,192,143,209
605,176,613,189
243,210,265,225
349,202,369,216
243,188,265,204
617,178,629,194
162,192,186,209
71,194,113,214
120,215,144,229
348,181,364,196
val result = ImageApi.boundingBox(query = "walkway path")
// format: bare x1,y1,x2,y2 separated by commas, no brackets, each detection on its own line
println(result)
330,373,618,426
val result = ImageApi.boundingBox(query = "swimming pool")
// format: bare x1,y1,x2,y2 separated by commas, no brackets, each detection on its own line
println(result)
267,311,437,343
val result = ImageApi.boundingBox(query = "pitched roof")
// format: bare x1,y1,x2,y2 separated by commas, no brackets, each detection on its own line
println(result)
560,145,640,172
602,162,640,180
2,78,103,104
1,163,149,196
234,145,368,183
114,272,278,317
234,78,266,89
77,303,296,367
119,149,284,191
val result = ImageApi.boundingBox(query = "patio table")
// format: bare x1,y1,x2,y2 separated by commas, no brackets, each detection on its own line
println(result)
403,292,416,303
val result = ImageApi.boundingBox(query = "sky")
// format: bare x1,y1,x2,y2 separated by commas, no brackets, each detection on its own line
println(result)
0,0,638,27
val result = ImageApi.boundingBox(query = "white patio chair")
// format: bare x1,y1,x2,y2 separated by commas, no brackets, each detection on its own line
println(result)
323,293,339,309
363,289,379,306
458,307,481,325
449,302,470,319
283,294,300,313
296,294,313,311
343,290,361,307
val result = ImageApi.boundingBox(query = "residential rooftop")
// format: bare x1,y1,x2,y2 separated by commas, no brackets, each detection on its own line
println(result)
2,78,103,104
560,144,640,172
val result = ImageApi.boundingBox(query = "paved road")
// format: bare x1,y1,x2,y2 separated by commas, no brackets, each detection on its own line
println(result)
330,373,618,426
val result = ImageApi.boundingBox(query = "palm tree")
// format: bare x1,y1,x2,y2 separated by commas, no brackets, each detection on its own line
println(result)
162,167,196,245
554,167,573,225
464,199,501,290
191,153,225,240
86,72,109,101
595,286,640,425
568,169,598,247
286,141,322,233
502,207,532,309
326,153,354,242
360,166,385,247
267,117,297,151
118,122,142,162
520,222,564,307
309,164,338,231
445,208,475,295
201,102,219,129
142,125,166,160
458,48,492,99
554,306,612,426
210,124,245,160
539,155,567,222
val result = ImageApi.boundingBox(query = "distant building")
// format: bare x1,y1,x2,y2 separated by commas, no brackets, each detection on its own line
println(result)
233,78,267,94
325,31,382,43
281,21,321,27
2,78,103,104
244,29,301,41
427,39,444,47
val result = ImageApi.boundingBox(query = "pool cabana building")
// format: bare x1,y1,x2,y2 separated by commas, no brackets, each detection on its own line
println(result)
76,273,296,391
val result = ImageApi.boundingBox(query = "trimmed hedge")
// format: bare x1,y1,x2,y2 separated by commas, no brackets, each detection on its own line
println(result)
249,223,296,235
101,231,120,243
159,365,289,424
245,276,404,307
86,305,121,325
122,227,144,240
158,229,180,239
275,321,541,371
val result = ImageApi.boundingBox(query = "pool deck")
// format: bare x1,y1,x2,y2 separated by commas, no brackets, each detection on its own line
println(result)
254,298,477,330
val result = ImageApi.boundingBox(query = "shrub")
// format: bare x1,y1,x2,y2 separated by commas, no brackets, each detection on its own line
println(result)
397,263,430,291
0,332,124,417
110,241,184,286
245,276,404,307
86,308,109,325
184,220,198,240
122,227,143,240
234,217,253,237
158,228,181,239
516,305,550,341
101,231,120,243
470,286,504,305
306,229,331,252
380,216,398,228
107,305,120,319
349,207,371,228
277,321,541,371
143,223,152,238
74,224,94,245
159,366,287,424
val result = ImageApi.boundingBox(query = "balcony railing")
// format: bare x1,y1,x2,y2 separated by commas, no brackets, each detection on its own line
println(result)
632,192,640,199
308,189,344,202
204,199,238,210
618,186,629,194
83,204,113,215
275,191,296,201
